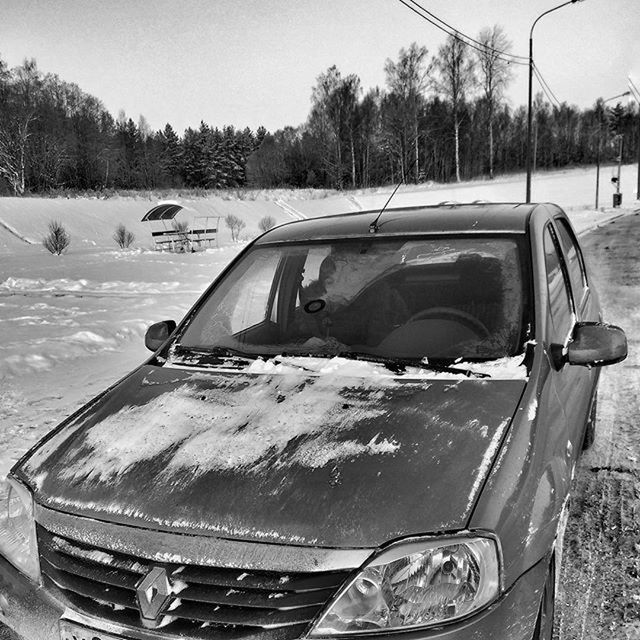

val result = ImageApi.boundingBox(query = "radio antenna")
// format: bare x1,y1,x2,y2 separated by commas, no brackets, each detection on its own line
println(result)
369,135,421,234
369,182,403,233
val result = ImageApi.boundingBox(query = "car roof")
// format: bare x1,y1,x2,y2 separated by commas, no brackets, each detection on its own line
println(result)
255,202,542,244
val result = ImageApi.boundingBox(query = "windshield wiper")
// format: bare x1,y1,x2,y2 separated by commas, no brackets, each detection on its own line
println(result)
174,346,260,368
336,351,490,378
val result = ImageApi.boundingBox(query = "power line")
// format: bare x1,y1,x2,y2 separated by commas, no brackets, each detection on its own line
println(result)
533,70,560,109
397,0,568,110
407,0,530,63
628,77,640,102
399,0,527,67
532,63,562,108
396,0,528,67
533,73,559,109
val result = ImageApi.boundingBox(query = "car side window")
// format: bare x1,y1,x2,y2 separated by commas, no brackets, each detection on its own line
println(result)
543,225,574,342
554,219,588,309
229,252,281,330
180,251,282,347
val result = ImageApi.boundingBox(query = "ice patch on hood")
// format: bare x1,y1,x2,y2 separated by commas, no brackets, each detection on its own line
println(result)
56,374,398,483
292,433,400,469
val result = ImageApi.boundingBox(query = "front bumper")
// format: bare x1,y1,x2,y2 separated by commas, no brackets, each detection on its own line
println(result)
0,554,59,640
1,550,547,640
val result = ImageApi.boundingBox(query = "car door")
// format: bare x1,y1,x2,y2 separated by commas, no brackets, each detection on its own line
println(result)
543,222,594,470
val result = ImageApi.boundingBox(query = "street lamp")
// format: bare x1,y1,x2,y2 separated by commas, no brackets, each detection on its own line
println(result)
595,91,630,209
526,0,585,203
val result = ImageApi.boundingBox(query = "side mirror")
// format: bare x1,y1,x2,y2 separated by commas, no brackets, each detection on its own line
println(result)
566,322,627,367
145,320,177,352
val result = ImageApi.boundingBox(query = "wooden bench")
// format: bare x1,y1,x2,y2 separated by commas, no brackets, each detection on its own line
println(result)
188,227,217,249
151,229,189,251
151,227,218,251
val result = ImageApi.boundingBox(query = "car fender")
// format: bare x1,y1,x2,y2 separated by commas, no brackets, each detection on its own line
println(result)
468,346,572,589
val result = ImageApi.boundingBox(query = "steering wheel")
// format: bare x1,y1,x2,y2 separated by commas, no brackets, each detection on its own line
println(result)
407,307,490,338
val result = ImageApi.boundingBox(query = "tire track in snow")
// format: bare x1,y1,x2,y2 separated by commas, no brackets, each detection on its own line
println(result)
0,289,202,299
274,199,306,220
0,217,36,244
0,276,203,299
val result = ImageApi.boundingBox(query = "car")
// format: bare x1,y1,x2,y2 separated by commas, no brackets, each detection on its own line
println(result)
0,202,627,640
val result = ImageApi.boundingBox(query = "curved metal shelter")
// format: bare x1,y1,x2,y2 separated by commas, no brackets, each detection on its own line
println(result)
142,201,220,251
141,203,183,222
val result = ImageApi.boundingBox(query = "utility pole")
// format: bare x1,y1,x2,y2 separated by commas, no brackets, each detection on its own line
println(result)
526,0,584,203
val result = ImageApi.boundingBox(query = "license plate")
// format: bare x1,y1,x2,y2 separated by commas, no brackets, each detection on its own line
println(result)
60,620,132,640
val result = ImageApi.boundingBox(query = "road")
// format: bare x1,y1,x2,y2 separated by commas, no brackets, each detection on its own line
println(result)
1,213,639,639
556,212,640,640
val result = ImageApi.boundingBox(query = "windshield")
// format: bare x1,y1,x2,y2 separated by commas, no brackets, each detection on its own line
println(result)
174,236,529,364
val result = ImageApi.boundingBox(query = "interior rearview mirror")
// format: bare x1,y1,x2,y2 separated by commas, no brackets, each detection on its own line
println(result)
566,322,627,367
145,320,177,352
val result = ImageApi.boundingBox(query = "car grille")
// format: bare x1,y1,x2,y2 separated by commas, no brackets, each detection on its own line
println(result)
37,525,352,639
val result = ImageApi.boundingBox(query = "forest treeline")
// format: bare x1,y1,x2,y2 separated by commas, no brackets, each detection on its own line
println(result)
0,29,638,196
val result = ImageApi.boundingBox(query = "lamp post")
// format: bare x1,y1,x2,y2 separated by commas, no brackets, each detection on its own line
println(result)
595,91,630,209
526,0,584,203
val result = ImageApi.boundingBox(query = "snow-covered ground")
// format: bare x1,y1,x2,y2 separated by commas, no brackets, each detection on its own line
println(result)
0,165,638,479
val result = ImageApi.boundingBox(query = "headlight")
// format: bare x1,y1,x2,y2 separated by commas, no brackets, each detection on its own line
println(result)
309,535,500,635
0,476,40,582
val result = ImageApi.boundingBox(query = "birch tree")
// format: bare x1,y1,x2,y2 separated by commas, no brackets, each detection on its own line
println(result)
383,43,430,183
0,112,33,194
475,25,514,179
432,34,476,182
309,66,361,188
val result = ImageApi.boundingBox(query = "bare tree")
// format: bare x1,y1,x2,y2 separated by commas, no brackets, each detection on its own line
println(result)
43,220,70,255
384,43,431,183
258,215,276,232
0,112,34,195
308,66,361,189
224,214,246,242
113,223,135,249
475,26,514,179
355,89,381,188
137,114,152,142
432,34,476,182
532,92,549,172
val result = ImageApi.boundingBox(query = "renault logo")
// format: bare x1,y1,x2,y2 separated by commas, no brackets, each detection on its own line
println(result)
136,566,172,625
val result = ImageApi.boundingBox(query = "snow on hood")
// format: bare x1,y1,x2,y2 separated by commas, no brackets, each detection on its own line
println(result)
53,373,399,483
19,364,527,546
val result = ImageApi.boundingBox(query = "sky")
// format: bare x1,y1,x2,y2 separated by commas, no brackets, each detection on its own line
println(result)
1,0,638,134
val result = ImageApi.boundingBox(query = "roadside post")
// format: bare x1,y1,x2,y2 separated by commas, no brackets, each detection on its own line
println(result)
597,92,629,209
612,135,623,207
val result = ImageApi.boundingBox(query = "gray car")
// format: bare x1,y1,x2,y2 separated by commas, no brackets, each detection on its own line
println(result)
0,203,627,640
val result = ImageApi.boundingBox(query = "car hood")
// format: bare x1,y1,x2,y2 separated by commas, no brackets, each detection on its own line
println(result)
17,364,525,548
